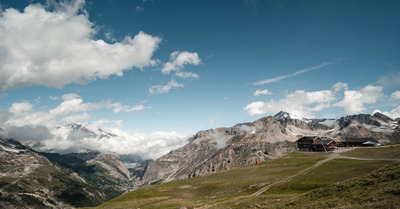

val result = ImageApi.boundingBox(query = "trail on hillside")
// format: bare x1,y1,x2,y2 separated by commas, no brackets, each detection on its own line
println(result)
195,148,399,209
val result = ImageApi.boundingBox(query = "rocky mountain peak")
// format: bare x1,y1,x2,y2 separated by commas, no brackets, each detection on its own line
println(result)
273,111,301,120
338,114,382,129
373,112,394,123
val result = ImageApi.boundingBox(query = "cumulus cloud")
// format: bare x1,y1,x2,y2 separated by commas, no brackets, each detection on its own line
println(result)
244,89,335,118
334,85,384,115
0,94,188,159
160,51,201,81
149,80,183,95
253,89,272,96
0,0,161,91
161,51,201,74
244,101,266,116
50,94,90,116
9,101,33,113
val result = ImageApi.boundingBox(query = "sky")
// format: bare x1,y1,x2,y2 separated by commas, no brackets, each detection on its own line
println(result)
0,0,399,158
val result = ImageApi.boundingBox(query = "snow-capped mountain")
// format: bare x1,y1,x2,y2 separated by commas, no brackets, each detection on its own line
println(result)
273,111,304,121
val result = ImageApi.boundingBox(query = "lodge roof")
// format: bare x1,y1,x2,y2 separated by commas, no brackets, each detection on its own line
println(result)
312,139,336,145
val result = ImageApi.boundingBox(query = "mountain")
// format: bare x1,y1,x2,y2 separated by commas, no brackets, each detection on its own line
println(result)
138,116,301,186
38,151,133,201
0,126,134,208
135,111,400,187
337,112,400,143
0,136,107,208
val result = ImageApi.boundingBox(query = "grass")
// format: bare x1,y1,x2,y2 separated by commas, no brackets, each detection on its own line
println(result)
91,152,325,209
86,147,400,209
342,146,400,159
279,163,400,209
268,158,392,194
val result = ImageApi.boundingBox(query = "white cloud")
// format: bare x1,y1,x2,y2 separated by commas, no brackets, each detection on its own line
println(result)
390,91,400,100
244,101,266,116
0,1,161,91
161,51,201,74
50,94,90,116
9,101,33,113
6,93,149,127
149,80,183,95
332,82,348,92
253,89,272,96
244,89,335,118
61,112,90,124
1,94,188,159
49,96,60,101
252,61,337,85
378,73,400,87
334,85,384,115
175,71,199,79
126,104,151,112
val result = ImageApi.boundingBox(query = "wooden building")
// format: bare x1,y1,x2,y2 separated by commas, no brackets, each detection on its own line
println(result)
342,138,377,147
297,136,320,151
297,136,337,152
311,139,338,152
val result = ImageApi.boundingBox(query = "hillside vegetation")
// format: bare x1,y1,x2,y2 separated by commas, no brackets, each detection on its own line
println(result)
88,146,400,209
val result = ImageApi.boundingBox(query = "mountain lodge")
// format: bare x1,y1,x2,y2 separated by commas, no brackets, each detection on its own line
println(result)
297,136,338,152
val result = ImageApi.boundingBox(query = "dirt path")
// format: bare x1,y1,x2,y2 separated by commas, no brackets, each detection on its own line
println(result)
196,148,397,209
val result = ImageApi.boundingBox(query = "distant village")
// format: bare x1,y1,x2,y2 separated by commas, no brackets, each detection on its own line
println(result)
297,136,382,152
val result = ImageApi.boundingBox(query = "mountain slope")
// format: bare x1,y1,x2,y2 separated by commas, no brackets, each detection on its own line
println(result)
0,136,107,208
39,151,132,201
138,116,313,186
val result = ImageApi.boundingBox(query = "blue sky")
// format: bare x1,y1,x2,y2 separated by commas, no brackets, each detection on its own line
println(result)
0,0,399,157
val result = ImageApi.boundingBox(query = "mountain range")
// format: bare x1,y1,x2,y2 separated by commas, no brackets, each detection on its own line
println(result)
0,111,399,208
136,111,400,187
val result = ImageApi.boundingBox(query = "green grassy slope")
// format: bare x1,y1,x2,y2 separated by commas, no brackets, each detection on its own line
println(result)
88,147,400,209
